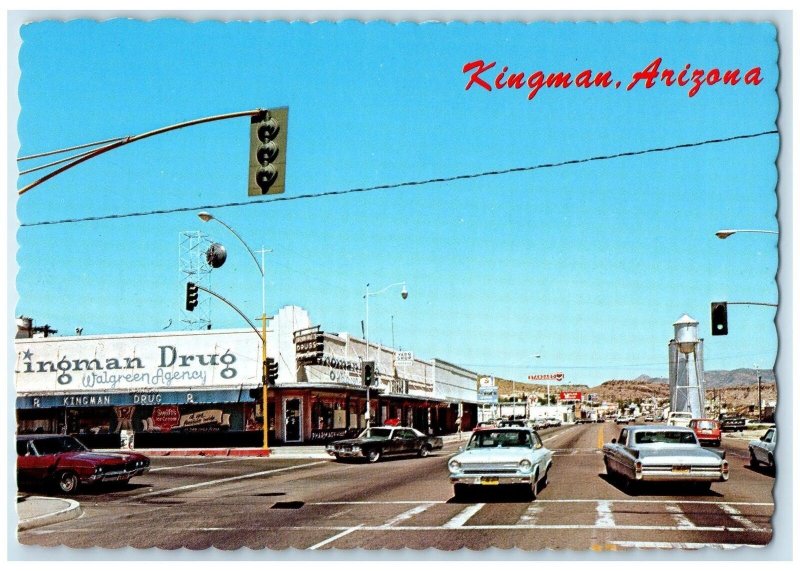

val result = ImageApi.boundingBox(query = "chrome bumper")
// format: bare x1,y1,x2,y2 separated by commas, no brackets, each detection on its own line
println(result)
326,448,364,458
450,473,533,485
87,467,149,483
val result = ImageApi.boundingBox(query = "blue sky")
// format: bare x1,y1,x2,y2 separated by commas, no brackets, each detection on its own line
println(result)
13,19,780,385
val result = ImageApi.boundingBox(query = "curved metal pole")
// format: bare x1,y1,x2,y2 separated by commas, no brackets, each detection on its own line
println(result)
715,229,779,239
19,109,262,196
202,215,264,277
194,284,263,342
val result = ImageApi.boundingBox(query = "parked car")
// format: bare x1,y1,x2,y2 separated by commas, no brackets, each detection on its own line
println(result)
615,415,632,425
545,417,562,427
529,419,548,430
689,418,722,447
447,427,552,500
719,414,747,433
498,418,526,428
748,427,776,470
644,415,655,422
325,426,443,463
666,411,694,427
603,425,728,492
16,434,150,495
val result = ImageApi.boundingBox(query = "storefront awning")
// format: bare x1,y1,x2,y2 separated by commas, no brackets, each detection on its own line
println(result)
16,388,254,409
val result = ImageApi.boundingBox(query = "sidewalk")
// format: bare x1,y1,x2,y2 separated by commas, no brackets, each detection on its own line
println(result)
16,495,82,532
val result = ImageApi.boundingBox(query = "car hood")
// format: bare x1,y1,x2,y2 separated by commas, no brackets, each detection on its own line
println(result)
451,447,540,464
329,437,386,446
62,451,148,464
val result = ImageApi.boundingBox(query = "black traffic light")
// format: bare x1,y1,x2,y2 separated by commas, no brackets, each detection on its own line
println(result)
266,357,279,385
248,107,288,196
711,301,728,336
185,282,199,311
362,361,375,387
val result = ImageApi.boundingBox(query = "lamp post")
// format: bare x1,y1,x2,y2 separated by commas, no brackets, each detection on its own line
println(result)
198,211,271,450
755,364,762,422
715,229,779,239
364,282,408,428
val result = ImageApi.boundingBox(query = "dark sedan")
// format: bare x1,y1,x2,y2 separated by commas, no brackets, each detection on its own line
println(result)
17,434,150,494
326,426,443,463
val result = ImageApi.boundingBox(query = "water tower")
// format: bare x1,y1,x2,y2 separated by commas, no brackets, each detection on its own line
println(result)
668,314,706,417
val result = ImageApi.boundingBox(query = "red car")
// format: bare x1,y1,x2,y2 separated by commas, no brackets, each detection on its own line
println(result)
689,418,722,447
17,434,150,494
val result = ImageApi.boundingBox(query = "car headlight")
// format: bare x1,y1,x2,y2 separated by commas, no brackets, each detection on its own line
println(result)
518,459,533,473
94,466,104,475
448,459,462,473
352,446,361,451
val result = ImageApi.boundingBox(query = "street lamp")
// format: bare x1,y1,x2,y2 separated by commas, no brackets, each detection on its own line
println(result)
755,364,762,422
198,211,271,450
715,229,779,239
364,282,408,428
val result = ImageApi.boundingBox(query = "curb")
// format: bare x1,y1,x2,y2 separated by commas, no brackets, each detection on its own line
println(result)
17,497,82,532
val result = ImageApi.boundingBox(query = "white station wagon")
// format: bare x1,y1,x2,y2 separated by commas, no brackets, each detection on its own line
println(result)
447,427,552,500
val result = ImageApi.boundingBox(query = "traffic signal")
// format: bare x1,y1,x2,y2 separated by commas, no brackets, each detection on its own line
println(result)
266,357,279,385
711,301,728,336
248,107,288,196
249,388,262,400
185,282,199,311
362,361,375,387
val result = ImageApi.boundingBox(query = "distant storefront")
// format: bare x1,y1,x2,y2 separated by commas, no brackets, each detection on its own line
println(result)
15,306,479,447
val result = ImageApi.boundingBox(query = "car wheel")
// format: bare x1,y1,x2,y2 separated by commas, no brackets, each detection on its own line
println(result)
57,471,80,495
453,484,469,501
749,450,760,468
334,453,342,461
418,445,431,458
767,454,775,470
529,471,539,500
538,467,550,493
366,449,381,463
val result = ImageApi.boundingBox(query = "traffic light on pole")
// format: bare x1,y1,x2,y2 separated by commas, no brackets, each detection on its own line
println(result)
248,107,288,196
185,282,199,311
266,357,279,385
362,361,375,387
711,301,728,336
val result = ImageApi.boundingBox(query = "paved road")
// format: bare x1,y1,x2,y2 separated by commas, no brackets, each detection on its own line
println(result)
17,424,775,551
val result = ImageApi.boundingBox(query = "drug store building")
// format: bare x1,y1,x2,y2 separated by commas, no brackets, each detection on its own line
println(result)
15,306,480,448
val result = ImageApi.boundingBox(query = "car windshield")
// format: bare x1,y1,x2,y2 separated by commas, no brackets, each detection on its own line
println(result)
634,431,698,445
467,430,533,449
695,420,718,429
359,428,392,439
32,436,89,455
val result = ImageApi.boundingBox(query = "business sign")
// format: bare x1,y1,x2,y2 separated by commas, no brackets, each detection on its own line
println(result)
559,391,582,401
395,351,414,366
479,376,495,387
14,330,261,395
478,386,499,403
587,393,599,403
528,372,565,381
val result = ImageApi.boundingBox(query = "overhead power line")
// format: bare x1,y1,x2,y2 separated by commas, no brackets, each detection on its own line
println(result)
19,129,777,228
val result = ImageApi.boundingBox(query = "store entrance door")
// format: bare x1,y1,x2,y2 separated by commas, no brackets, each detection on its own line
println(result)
284,398,303,443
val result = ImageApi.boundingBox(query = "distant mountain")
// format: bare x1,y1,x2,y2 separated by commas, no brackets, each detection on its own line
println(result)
629,368,775,389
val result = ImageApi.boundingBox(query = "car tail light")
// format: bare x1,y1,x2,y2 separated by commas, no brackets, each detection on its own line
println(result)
634,460,642,479
722,460,729,479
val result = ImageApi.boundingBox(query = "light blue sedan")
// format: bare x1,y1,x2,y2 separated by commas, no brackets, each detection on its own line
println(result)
447,427,552,500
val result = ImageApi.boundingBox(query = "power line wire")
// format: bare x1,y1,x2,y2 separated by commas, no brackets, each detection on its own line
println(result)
19,129,777,228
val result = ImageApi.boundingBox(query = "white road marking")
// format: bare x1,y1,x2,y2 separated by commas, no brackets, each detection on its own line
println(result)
380,503,435,528
718,503,761,530
611,541,766,550
666,504,696,529
149,458,251,472
133,461,327,498
307,524,364,550
309,499,772,506
517,504,543,525
24,523,773,534
443,503,485,528
595,500,615,528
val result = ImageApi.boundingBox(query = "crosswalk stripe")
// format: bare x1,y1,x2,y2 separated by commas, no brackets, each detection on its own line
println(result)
380,503,435,528
443,503,485,528
718,503,761,530
595,500,615,528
